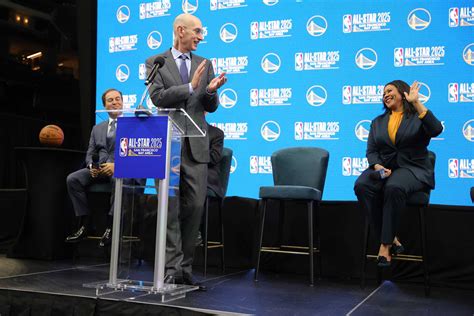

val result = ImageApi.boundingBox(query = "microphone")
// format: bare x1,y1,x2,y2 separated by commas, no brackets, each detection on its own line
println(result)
145,56,165,86
369,169,387,180
91,152,100,169
136,56,165,117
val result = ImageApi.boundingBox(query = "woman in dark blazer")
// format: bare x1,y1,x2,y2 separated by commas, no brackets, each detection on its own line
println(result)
354,80,443,267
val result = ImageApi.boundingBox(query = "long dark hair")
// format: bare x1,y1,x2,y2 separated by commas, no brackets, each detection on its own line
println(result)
382,80,416,115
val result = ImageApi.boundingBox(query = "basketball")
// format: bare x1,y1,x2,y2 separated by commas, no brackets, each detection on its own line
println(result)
39,125,64,147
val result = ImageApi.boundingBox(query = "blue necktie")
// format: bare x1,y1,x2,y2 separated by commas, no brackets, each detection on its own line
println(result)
178,54,189,84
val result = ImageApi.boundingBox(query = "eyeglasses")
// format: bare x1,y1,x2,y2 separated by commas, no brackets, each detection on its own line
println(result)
182,26,204,35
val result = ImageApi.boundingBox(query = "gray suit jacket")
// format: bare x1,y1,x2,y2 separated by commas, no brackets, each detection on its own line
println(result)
146,49,219,163
85,121,114,166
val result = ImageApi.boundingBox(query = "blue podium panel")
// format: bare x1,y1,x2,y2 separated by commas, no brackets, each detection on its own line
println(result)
97,1,474,206
115,116,168,179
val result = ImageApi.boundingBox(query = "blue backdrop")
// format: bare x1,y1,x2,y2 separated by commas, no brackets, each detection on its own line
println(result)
96,0,473,206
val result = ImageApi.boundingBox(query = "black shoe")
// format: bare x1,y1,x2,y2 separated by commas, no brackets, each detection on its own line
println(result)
391,243,405,256
65,226,87,243
183,273,207,291
377,256,391,268
98,228,112,248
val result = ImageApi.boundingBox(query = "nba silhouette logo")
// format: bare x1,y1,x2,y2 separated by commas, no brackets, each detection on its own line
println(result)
210,58,217,74
139,63,146,80
294,122,304,140
448,158,459,178
250,156,258,174
139,3,146,19
343,15,352,33
210,0,217,10
295,53,303,71
120,138,128,157
250,89,258,106
449,7,459,27
394,48,404,67
250,22,258,39
448,83,459,103
342,86,352,104
342,157,352,176
109,38,115,53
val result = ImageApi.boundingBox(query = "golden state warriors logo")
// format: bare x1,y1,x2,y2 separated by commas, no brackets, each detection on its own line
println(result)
261,53,281,74
116,64,130,82
219,88,238,109
407,8,431,31
147,31,162,50
182,0,198,14
263,0,278,5
119,138,128,157
307,16,327,37
355,120,371,142
355,48,377,70
261,121,280,142
463,119,474,142
116,5,130,24
306,85,327,107
418,82,431,104
220,23,238,43
230,156,237,173
463,43,474,66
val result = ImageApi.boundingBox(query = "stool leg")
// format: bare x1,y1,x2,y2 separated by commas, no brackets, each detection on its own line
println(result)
277,200,285,248
308,201,314,286
254,199,267,282
315,202,322,280
203,197,209,277
219,197,225,273
419,206,430,296
361,215,370,289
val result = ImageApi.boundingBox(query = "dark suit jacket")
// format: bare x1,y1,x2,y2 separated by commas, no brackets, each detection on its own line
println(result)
207,124,224,198
146,49,219,163
85,120,114,166
367,110,443,189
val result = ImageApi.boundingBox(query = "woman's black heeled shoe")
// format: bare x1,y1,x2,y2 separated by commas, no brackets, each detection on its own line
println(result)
377,256,391,267
391,244,405,256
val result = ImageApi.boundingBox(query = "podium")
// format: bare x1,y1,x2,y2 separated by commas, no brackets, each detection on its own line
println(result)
83,107,205,302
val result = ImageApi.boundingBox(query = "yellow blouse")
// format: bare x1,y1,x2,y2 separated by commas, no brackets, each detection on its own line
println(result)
388,111,404,144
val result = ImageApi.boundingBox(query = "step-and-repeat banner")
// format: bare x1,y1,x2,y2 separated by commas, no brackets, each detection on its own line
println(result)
97,0,473,206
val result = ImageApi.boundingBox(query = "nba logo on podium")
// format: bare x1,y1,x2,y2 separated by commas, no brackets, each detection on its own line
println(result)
120,138,128,157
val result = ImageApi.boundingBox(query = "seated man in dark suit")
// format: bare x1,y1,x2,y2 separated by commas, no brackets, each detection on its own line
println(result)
65,88,126,247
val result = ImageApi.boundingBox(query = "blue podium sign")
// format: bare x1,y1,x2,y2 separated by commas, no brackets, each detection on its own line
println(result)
114,116,168,179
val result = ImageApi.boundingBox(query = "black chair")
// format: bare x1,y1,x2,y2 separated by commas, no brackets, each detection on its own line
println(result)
254,147,329,286
360,151,436,296
201,147,233,277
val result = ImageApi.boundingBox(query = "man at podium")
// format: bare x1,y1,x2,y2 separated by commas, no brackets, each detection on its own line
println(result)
145,13,227,289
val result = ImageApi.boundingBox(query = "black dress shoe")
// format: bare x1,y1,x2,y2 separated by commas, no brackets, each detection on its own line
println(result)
391,243,405,256
377,256,391,267
65,226,87,243
98,228,112,248
183,274,207,291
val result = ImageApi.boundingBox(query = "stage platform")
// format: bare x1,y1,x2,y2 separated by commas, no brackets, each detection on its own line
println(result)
0,254,473,315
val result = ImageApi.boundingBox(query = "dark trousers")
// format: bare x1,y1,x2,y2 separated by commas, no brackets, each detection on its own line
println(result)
66,168,114,217
165,139,207,278
354,167,426,244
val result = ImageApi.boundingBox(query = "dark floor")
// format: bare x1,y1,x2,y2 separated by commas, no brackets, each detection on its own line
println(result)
0,254,473,315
